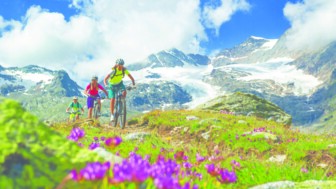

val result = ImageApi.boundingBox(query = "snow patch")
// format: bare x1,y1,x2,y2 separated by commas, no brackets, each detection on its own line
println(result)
131,64,220,108
222,57,322,95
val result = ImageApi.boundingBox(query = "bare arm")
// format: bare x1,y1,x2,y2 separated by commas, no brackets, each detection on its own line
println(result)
103,89,108,97
66,107,70,112
104,74,110,86
84,89,89,96
128,74,135,86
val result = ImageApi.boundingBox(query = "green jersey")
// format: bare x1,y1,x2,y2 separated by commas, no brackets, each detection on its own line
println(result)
109,67,130,85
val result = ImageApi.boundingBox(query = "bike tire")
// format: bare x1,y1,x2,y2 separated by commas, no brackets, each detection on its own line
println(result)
120,99,126,129
93,104,98,120
113,99,120,127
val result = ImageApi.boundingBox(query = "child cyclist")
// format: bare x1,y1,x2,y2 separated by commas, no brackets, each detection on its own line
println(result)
84,76,108,119
66,96,84,121
104,59,135,121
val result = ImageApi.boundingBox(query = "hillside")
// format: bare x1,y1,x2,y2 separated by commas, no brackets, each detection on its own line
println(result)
196,92,292,125
2,98,335,189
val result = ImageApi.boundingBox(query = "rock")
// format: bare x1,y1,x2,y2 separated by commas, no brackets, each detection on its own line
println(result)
186,115,199,121
201,131,211,140
295,180,336,188
268,155,287,164
317,163,328,169
250,181,295,189
328,144,336,148
183,127,189,132
124,132,151,141
238,120,248,124
92,147,123,163
252,132,278,141
250,180,336,189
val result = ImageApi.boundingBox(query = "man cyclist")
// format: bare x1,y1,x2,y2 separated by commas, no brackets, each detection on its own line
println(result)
66,96,84,121
84,76,108,119
104,59,135,121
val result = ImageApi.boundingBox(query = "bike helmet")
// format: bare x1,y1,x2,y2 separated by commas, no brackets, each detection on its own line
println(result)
73,96,78,100
92,75,98,81
116,58,125,65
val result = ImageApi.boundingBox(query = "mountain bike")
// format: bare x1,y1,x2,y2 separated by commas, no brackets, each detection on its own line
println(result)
91,96,105,120
67,111,82,123
110,85,134,129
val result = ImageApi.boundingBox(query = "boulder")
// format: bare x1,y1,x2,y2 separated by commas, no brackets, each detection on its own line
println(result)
124,132,151,141
92,147,123,163
268,155,287,164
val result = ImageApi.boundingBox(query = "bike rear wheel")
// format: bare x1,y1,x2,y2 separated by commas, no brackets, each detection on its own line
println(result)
93,103,100,120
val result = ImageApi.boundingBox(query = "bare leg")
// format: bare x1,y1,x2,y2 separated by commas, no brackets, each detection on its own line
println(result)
122,90,127,98
88,108,93,118
98,99,101,112
110,98,116,115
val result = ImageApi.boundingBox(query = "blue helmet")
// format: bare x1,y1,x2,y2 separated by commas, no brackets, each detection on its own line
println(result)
116,58,125,65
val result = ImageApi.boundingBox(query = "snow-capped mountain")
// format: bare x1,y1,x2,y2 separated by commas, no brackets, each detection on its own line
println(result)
0,65,83,97
129,49,219,108
128,48,209,70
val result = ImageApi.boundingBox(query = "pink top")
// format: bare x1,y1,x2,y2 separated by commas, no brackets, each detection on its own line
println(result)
86,83,104,96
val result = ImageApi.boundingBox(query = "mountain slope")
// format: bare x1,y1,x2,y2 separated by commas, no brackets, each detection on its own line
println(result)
0,65,83,97
128,48,209,71
196,92,292,125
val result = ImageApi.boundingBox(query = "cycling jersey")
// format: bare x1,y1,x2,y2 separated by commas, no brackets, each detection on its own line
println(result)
109,68,130,85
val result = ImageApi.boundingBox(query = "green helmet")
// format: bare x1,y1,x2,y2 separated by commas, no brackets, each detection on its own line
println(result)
116,58,125,65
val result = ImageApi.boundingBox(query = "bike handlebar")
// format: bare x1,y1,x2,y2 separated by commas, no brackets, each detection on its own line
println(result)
67,111,83,115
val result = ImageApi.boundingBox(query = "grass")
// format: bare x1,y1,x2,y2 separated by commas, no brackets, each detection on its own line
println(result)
51,109,336,188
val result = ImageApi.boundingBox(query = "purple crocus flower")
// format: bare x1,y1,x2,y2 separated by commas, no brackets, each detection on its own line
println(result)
93,136,99,141
217,169,237,183
205,164,221,176
100,136,106,141
67,127,85,142
174,151,185,161
71,162,110,181
181,182,199,189
105,136,122,148
183,162,193,169
154,175,180,189
111,153,151,183
89,142,100,150
301,167,308,173
196,153,206,163
77,142,84,147
231,160,241,169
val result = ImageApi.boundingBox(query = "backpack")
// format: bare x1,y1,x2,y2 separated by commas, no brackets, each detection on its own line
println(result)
110,66,126,80
70,102,80,109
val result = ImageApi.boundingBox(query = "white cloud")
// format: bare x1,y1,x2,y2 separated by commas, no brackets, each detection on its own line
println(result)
0,0,249,83
284,0,336,51
202,0,250,34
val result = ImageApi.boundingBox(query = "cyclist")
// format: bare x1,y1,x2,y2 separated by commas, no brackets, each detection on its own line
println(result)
66,96,84,121
84,76,108,119
104,58,135,121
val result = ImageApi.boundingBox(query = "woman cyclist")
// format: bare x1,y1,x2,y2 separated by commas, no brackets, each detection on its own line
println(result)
84,76,108,119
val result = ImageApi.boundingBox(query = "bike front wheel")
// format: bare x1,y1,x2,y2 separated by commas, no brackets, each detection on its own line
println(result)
119,98,126,129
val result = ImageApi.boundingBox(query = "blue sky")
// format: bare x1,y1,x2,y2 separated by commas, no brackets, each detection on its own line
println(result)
0,0,296,51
